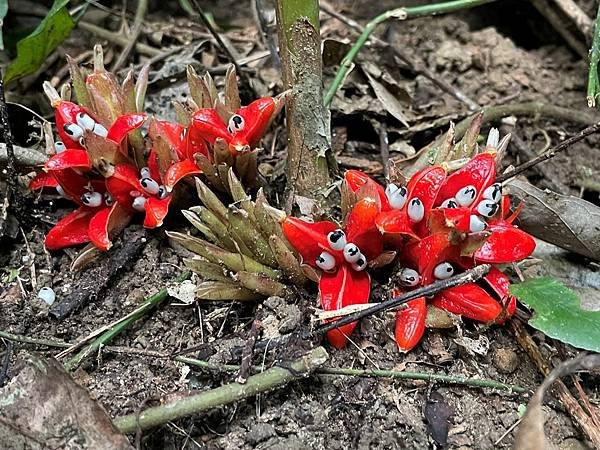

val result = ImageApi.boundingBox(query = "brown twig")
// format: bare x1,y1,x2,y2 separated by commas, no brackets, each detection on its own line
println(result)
78,21,161,57
496,121,600,183
550,0,593,39
511,320,600,447
320,1,480,111
0,75,18,237
0,339,12,387
111,0,149,71
379,124,390,179
236,308,263,384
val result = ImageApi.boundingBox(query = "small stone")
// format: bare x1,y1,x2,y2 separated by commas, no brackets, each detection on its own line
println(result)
37,287,56,306
245,423,276,445
493,348,519,374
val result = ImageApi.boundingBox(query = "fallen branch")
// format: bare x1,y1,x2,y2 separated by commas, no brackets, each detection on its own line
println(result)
323,0,497,107
111,0,149,72
496,121,600,183
78,21,161,57
0,143,47,168
113,346,329,434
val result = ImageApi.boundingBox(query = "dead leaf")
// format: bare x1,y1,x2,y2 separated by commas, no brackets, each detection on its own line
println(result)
363,70,410,127
508,179,600,261
425,390,453,447
0,352,133,450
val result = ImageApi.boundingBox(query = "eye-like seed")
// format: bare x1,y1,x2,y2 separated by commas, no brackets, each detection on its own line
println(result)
92,123,108,138
140,167,151,178
78,137,86,147
56,185,67,198
440,198,459,209
455,185,477,206
433,262,454,280
476,200,499,218
327,229,347,251
132,196,147,212
343,243,361,263
469,215,487,233
387,184,408,210
157,185,169,199
486,127,500,148
180,129,186,142
104,192,114,206
140,177,160,195
227,114,245,134
352,254,367,272
76,112,95,130
398,268,420,287
64,123,84,139
407,198,425,222
482,183,502,203
81,191,102,207
54,141,66,153
316,251,336,271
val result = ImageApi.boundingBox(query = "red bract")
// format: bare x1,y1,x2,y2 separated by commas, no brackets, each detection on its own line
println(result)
282,195,384,348
190,97,277,154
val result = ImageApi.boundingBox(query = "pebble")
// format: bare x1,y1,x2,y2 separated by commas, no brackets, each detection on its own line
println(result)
492,348,519,374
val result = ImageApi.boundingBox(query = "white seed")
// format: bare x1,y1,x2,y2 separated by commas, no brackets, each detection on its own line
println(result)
455,185,477,207
433,262,454,280
476,199,498,218
327,229,347,251
486,127,500,148
351,254,367,272
157,185,169,199
482,183,502,203
316,251,336,271
37,287,56,306
227,114,245,134
343,243,361,263
76,112,95,130
132,196,147,212
92,122,108,138
54,141,66,153
140,177,160,195
140,167,151,178
398,268,420,287
81,191,102,207
104,192,114,206
407,198,425,222
63,123,84,139
56,185,67,198
387,185,408,210
469,215,487,233
440,198,459,209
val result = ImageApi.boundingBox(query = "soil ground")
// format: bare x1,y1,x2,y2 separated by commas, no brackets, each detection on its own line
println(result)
1,1,599,449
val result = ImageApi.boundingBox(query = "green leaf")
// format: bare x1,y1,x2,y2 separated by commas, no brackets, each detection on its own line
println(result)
4,0,74,84
0,0,8,50
510,277,600,352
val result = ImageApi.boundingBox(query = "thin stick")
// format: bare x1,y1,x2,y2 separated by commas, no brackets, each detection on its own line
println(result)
111,0,149,71
63,272,190,371
587,4,600,107
78,21,161,57
551,0,593,38
323,0,497,107
0,74,18,235
320,1,479,111
496,121,600,183
113,347,329,434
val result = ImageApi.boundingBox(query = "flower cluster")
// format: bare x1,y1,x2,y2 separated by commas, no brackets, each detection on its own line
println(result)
282,131,536,350
31,52,281,252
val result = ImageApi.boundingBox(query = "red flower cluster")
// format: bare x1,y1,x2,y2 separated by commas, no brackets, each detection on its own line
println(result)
31,70,279,251
282,135,536,351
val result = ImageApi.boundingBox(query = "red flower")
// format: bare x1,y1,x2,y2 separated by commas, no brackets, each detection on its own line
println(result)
282,195,384,348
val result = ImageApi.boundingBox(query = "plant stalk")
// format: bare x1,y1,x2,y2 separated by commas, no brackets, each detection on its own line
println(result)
588,4,600,107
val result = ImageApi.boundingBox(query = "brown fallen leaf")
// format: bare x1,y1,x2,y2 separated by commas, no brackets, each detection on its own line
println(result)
425,390,453,447
0,352,133,450
508,179,600,261
513,354,600,450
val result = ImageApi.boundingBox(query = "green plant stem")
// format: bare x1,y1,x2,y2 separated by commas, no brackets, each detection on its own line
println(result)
323,0,497,107
588,4,600,107
63,271,190,371
113,346,329,433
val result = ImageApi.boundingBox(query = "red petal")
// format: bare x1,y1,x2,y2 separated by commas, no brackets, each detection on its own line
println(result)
147,149,162,183
394,296,427,352
375,209,418,240
164,160,202,191
282,217,339,266
143,196,171,228
431,283,502,322
51,169,94,203
407,165,446,236
427,207,471,234
45,208,93,250
190,109,230,144
344,170,389,209
345,197,382,259
402,233,460,284
319,266,370,348
55,101,86,149
436,152,496,206
235,97,276,148
106,164,141,207
88,203,133,250
45,149,92,171
29,172,58,190
474,221,536,263
107,113,146,144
